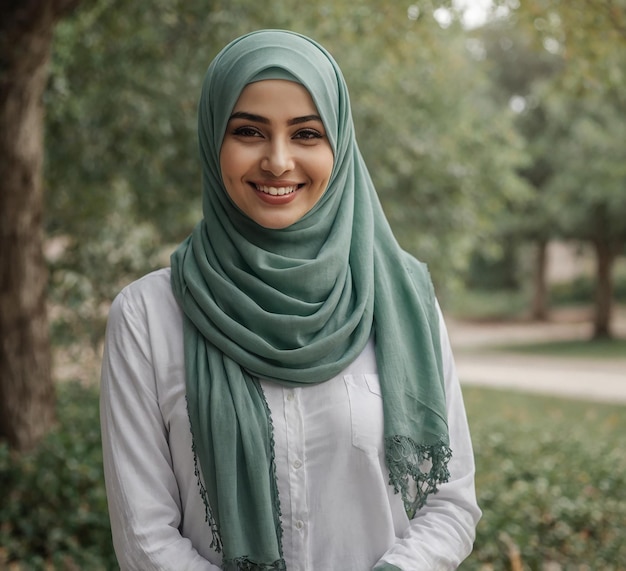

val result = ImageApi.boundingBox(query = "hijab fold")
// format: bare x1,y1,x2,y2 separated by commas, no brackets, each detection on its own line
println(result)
170,29,450,570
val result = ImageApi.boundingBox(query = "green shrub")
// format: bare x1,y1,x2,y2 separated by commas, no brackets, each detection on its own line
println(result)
443,288,529,322
465,243,521,292
3,384,625,569
494,337,626,359
461,388,626,570
0,382,116,570
549,276,596,306
550,267,626,306
449,259,626,321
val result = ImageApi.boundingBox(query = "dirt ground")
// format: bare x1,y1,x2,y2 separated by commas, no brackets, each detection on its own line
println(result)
445,306,626,404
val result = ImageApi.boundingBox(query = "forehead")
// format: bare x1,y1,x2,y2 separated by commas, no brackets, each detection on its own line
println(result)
232,80,319,116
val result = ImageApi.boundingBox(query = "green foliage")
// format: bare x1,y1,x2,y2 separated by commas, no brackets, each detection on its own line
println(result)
465,240,521,291
542,89,626,245
550,268,626,307
0,382,115,570
548,276,598,307
442,288,529,321
473,18,562,246
467,6,626,310
461,387,626,570
46,0,215,243
494,337,626,358
49,180,167,349
3,382,626,568
502,0,626,95
45,0,529,328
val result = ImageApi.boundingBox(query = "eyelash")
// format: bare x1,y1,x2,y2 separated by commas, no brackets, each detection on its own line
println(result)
231,126,323,140
295,129,323,140
232,126,261,137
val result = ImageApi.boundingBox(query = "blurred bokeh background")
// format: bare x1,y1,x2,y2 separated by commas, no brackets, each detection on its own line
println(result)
1,0,625,569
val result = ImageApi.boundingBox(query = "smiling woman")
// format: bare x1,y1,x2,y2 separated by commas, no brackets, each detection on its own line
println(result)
100,29,480,571
220,79,334,229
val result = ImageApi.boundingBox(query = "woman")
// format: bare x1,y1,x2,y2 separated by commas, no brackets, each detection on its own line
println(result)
100,29,481,571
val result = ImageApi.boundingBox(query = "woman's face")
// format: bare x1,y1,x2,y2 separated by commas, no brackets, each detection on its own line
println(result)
220,79,334,229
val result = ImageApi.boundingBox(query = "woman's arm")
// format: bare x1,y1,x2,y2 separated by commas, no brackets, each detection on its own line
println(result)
100,289,219,571
374,304,482,571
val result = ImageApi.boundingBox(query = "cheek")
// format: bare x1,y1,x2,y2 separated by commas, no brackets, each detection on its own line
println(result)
219,140,255,180
317,148,334,188
219,143,236,182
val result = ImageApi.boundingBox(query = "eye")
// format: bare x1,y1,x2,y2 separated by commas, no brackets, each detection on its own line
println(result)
232,126,263,138
293,128,324,141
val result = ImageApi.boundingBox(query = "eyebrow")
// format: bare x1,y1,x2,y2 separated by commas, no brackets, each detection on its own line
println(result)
228,111,323,126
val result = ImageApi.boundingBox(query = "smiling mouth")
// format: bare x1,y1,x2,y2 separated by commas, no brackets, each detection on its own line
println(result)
254,184,303,196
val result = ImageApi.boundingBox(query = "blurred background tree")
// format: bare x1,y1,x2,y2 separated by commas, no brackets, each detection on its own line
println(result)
471,18,562,321
467,0,626,336
542,87,626,338
0,0,84,452
1,0,625,566
44,0,528,346
1,0,624,452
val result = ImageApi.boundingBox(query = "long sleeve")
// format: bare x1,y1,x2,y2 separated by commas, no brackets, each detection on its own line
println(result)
374,306,482,570
100,286,220,571
100,270,480,570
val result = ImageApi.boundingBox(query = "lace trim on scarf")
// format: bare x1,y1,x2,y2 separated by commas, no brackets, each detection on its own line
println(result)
255,377,285,560
186,389,286,567
187,397,223,553
385,435,452,519
188,408,449,561
222,557,287,571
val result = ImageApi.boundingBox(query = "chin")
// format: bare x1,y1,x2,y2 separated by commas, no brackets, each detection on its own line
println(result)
256,218,298,230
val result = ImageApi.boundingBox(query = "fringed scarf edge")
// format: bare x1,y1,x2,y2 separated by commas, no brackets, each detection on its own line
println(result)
385,434,452,519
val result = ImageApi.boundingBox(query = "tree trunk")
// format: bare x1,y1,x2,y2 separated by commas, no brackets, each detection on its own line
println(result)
530,238,549,321
591,238,617,340
0,0,82,451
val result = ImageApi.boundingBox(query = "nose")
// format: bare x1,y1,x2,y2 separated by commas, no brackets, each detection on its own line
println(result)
261,139,294,176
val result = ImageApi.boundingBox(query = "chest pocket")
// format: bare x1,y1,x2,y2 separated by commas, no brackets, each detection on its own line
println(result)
344,374,385,457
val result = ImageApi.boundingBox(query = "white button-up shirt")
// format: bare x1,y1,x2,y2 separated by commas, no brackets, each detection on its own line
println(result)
100,269,480,571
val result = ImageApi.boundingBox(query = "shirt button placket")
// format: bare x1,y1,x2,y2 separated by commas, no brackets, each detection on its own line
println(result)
283,387,309,569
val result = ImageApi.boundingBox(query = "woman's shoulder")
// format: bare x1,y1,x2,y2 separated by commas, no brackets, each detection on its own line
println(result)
117,267,172,298
111,267,179,318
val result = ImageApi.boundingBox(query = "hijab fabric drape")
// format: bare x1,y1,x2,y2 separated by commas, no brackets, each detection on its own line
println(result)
170,29,451,571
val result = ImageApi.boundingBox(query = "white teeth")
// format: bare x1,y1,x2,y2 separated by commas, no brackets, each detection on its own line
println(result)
256,185,298,196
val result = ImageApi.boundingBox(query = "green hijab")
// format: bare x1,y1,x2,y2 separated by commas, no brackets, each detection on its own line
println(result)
170,29,451,571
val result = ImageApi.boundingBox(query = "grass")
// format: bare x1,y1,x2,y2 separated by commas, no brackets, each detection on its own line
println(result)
464,385,626,433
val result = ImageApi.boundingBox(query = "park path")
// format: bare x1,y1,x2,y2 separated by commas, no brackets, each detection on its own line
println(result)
444,307,626,404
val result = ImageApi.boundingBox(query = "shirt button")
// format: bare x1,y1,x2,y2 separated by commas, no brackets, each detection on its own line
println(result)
286,392,295,401
295,520,304,530
292,459,302,469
